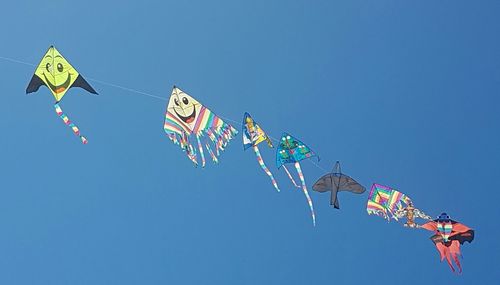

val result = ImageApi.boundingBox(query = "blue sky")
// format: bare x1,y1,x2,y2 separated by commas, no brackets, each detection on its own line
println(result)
0,0,499,284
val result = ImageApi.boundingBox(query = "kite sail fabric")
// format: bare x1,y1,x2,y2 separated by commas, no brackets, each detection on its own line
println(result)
276,133,318,226
164,86,238,166
366,183,412,221
242,112,272,150
242,112,279,192
26,45,97,143
421,213,475,273
312,161,366,209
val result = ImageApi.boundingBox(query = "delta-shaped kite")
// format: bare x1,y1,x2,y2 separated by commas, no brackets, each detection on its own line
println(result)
276,133,318,226
26,46,98,143
164,86,238,166
242,112,279,192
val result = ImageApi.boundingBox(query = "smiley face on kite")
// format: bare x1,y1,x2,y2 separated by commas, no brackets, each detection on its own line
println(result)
172,95,196,124
25,45,98,144
26,45,97,102
164,86,238,166
166,86,202,130
39,53,74,95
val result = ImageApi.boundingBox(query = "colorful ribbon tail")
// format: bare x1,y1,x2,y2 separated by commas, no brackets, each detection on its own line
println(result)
196,135,206,167
294,162,316,226
283,165,301,188
206,143,219,163
253,145,279,192
54,103,88,144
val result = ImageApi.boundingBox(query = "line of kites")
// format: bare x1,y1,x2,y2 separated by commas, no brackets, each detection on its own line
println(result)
23,46,474,273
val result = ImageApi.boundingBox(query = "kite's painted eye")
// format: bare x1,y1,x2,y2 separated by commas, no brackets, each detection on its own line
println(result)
174,98,180,106
182,97,189,105
45,62,51,72
57,63,63,72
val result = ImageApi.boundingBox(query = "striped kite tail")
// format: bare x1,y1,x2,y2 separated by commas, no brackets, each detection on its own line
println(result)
283,165,301,188
54,103,88,144
294,162,316,226
196,135,206,167
252,145,279,192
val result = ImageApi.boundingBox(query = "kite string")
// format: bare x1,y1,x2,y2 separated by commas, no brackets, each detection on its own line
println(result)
0,55,167,102
308,159,328,172
0,56,35,67
1,54,328,172
85,77,168,102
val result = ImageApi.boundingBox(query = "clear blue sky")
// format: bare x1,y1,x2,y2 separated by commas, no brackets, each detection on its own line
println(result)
0,0,498,284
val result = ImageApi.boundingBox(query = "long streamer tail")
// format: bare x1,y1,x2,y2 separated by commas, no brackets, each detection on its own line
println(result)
295,162,316,226
452,253,462,274
450,240,463,273
196,135,206,167
252,145,279,192
283,165,301,188
54,103,88,144
206,143,219,163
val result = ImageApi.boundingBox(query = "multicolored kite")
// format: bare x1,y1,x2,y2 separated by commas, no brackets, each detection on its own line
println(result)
421,213,474,273
276,133,318,226
26,45,98,144
164,86,238,166
242,113,279,192
312,161,365,209
367,183,430,227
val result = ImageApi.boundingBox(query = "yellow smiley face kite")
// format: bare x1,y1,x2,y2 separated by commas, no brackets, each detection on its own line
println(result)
26,46,98,144
26,45,97,101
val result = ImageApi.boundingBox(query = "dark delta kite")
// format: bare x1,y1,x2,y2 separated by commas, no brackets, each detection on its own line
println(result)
312,161,366,209
26,45,98,144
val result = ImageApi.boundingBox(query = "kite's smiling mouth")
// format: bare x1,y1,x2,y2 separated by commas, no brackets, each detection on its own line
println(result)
43,72,72,94
174,106,196,124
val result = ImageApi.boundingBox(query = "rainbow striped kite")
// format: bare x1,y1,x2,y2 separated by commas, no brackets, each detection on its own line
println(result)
164,86,237,166
366,183,412,221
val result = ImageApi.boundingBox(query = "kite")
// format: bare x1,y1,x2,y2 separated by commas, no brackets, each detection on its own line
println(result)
163,86,238,166
242,113,279,192
276,133,318,226
26,45,98,144
312,161,365,209
421,213,474,273
367,183,431,227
